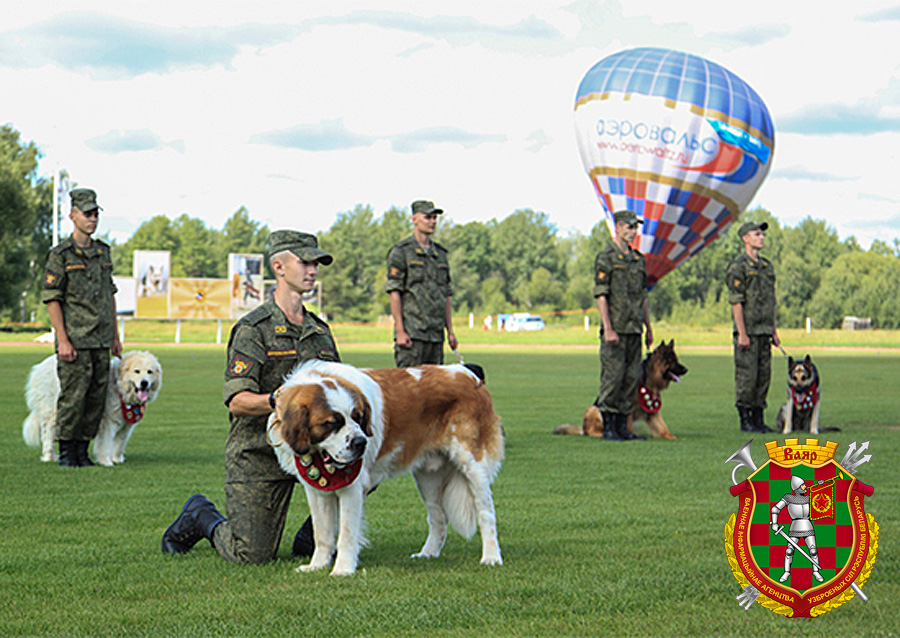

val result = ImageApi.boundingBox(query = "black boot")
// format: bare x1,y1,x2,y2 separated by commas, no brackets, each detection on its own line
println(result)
752,408,773,433
292,516,315,557
74,441,95,467
58,440,78,467
738,407,756,432
601,412,623,440
616,413,645,441
161,494,226,554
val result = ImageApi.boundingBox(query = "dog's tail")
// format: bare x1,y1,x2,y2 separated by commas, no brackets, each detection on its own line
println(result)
443,469,478,539
552,424,584,435
22,412,41,447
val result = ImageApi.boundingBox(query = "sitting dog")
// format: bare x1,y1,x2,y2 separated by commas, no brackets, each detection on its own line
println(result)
553,340,687,440
267,360,504,576
22,350,162,465
776,355,820,434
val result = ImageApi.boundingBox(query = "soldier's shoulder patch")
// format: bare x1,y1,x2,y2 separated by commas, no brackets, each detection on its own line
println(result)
229,356,253,377
596,269,607,281
734,278,743,289
44,271,60,287
388,265,403,279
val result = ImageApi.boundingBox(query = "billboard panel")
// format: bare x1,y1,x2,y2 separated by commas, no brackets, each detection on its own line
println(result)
169,279,232,319
134,250,170,318
228,253,265,318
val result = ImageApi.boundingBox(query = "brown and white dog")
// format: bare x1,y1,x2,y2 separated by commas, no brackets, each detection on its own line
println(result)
267,360,504,576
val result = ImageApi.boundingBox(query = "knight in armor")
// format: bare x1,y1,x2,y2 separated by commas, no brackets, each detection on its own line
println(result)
771,476,824,584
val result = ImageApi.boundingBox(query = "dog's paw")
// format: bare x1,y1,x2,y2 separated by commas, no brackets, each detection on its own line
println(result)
329,565,357,576
480,554,503,566
411,549,440,559
297,563,327,573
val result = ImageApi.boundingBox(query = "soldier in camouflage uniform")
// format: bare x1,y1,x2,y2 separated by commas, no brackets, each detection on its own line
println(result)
727,221,779,433
593,210,653,441
162,230,341,564
41,188,122,467
386,199,457,367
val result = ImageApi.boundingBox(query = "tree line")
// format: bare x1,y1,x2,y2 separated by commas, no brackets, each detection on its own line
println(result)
5,123,900,329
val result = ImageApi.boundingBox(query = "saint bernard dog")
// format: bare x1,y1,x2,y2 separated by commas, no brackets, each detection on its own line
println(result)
267,360,504,576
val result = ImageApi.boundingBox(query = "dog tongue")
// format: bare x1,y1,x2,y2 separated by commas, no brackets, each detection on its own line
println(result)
670,374,681,384
137,389,149,403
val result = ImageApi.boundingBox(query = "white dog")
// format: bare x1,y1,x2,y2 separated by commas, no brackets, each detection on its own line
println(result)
268,360,504,576
23,350,162,466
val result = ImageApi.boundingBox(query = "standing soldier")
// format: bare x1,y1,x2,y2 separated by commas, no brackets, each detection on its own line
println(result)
385,199,457,367
727,221,778,433
161,230,340,564
42,188,122,467
592,210,653,441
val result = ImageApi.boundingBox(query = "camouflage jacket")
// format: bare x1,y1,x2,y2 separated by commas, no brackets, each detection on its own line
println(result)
592,243,648,335
727,252,776,335
223,300,340,482
385,236,452,342
40,237,117,349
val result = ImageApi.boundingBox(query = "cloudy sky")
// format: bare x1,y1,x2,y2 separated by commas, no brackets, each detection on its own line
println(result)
4,1,900,247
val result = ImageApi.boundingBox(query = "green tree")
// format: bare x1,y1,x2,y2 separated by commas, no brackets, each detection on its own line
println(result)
0,125,54,321
171,214,219,277
318,205,381,321
490,209,563,308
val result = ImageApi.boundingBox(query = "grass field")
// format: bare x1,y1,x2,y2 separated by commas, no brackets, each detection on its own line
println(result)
1,342,897,637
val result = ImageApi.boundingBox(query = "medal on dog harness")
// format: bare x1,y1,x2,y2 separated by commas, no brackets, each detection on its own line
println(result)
637,385,661,414
120,398,145,425
294,453,363,491
791,381,819,411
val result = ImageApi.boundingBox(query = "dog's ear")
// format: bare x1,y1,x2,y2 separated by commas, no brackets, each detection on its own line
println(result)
788,356,794,369
281,402,311,455
804,354,812,366
350,390,373,437
668,339,675,347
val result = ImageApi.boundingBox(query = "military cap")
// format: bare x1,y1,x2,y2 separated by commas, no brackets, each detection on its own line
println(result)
612,210,643,225
411,200,443,215
266,230,333,265
737,221,768,237
70,188,101,212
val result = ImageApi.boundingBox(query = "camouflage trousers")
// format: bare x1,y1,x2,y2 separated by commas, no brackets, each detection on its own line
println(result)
394,339,444,368
596,334,642,414
56,348,110,441
733,334,772,409
212,479,296,564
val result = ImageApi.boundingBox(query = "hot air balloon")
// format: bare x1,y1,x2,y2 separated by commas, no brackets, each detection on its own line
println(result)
574,47,774,286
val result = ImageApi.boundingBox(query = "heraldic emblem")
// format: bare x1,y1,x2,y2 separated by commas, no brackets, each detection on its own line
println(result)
724,438,878,617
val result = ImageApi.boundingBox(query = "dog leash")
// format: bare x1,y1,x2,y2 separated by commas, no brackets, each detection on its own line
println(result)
453,348,465,364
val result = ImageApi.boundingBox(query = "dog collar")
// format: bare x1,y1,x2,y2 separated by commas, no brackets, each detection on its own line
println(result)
294,453,363,491
119,398,146,425
638,385,661,414
791,381,819,410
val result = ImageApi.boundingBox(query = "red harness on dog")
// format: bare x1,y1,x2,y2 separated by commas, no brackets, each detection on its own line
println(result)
791,381,819,411
637,385,661,414
294,453,363,491
120,398,146,425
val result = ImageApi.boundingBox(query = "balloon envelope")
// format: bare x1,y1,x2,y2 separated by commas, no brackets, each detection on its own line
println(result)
574,47,774,286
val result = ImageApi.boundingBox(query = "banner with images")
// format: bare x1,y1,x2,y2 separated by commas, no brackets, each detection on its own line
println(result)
228,253,265,318
134,250,170,318
169,279,232,319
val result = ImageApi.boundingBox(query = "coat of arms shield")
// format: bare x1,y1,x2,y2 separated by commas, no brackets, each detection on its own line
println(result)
725,438,878,617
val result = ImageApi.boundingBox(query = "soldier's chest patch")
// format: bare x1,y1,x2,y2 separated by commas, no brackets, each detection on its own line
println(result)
229,356,253,376
267,349,298,358
66,263,86,271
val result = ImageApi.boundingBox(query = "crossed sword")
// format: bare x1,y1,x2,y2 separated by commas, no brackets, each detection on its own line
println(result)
772,524,868,602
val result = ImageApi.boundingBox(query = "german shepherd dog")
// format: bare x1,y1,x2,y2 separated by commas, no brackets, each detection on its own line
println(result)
776,355,820,434
553,340,687,440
